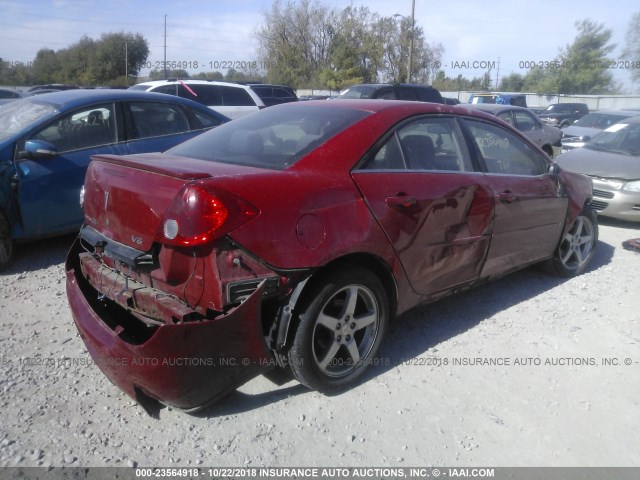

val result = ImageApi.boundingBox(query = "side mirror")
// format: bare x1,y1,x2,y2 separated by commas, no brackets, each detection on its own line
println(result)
17,139,58,160
548,162,561,176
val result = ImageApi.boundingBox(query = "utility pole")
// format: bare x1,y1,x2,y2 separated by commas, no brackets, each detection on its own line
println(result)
394,0,416,83
125,41,128,84
408,0,415,83
163,14,168,79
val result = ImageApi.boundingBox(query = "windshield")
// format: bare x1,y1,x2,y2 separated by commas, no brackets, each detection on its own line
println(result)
574,112,632,129
545,104,570,113
168,104,371,169
586,122,640,155
0,99,57,141
338,86,377,99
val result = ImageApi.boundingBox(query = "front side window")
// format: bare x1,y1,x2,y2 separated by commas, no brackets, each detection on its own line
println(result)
128,102,190,139
463,119,548,176
513,111,538,132
29,104,115,152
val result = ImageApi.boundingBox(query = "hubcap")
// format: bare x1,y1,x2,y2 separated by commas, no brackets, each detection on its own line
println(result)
312,284,380,378
559,215,595,270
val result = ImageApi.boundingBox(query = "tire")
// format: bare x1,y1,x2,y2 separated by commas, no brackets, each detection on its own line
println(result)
547,206,598,277
287,266,389,393
0,213,14,272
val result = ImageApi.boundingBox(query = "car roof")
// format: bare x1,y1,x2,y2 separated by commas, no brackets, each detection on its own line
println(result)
346,83,437,89
466,104,530,113
133,79,252,90
584,109,640,116
16,88,221,110
615,115,640,124
278,99,492,121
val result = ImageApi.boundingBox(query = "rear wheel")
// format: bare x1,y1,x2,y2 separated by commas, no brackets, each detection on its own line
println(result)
0,213,14,271
288,266,388,393
547,206,598,277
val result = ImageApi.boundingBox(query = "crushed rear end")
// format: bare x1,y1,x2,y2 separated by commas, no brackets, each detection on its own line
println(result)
65,153,282,411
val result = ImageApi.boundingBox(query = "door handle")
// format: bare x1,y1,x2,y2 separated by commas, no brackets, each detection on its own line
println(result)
497,191,518,203
385,195,417,207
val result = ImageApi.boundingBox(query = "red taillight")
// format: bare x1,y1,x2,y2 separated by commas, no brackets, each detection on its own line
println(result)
157,183,258,247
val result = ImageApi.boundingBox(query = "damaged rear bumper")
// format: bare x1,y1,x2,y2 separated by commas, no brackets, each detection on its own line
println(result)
65,239,273,411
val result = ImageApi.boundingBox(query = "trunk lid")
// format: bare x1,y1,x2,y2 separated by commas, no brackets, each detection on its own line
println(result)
83,153,258,250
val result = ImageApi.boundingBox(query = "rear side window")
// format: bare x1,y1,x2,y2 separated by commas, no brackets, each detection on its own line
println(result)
396,88,418,101
128,102,190,139
463,119,548,176
219,86,256,106
416,87,444,103
189,108,224,129
185,84,222,106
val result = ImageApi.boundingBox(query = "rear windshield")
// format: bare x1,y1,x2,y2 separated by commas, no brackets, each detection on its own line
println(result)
167,104,370,169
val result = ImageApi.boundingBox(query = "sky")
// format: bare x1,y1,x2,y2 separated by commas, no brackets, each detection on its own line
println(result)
0,0,638,92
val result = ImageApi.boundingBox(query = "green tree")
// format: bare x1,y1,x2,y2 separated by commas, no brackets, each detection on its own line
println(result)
31,49,59,84
622,11,640,90
256,0,333,87
523,19,616,94
499,72,526,92
149,69,190,80
320,6,381,89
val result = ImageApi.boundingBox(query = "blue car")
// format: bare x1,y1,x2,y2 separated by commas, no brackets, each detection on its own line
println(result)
0,89,229,270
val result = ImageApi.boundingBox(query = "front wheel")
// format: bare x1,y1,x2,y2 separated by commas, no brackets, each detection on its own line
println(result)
287,266,389,393
547,206,598,277
0,213,14,271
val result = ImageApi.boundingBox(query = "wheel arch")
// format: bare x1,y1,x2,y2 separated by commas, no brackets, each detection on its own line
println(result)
273,252,398,353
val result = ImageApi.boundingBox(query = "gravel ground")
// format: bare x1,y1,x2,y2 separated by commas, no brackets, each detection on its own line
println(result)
0,218,639,468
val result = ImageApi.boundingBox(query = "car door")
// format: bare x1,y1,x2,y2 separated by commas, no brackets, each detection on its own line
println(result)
15,103,125,237
351,116,495,295
124,101,207,154
460,118,568,278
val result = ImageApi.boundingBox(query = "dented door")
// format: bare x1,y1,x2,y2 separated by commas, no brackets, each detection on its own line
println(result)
352,116,495,295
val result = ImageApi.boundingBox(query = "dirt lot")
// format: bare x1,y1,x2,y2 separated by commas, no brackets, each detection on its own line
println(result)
0,218,638,468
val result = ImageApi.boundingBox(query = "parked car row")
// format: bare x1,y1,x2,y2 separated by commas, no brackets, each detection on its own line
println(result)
129,80,298,119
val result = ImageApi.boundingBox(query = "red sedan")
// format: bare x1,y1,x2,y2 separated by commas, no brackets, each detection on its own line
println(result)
65,100,597,413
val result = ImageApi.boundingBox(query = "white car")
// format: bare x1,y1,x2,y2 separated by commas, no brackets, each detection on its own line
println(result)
129,80,264,119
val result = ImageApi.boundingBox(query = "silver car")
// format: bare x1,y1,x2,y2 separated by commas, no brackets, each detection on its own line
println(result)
561,109,640,151
556,116,640,222
468,104,562,157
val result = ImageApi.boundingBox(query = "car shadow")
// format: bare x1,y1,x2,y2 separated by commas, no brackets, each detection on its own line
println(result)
363,236,615,383
2,233,77,275
193,238,615,417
